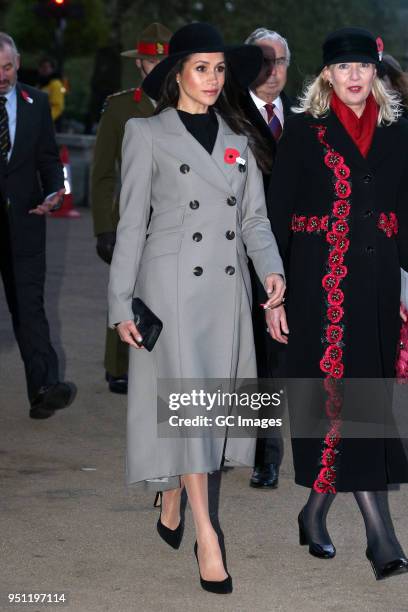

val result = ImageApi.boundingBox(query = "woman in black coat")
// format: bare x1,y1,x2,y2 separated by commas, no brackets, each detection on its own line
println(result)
267,27,408,580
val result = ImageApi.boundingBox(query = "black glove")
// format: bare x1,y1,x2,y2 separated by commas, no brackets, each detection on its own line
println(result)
96,231,116,264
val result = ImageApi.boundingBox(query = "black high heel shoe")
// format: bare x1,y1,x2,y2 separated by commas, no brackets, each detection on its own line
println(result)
153,491,162,508
298,511,336,559
155,491,183,549
194,541,232,594
366,548,408,580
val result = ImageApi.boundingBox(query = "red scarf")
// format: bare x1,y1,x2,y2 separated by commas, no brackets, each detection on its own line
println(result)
330,91,378,157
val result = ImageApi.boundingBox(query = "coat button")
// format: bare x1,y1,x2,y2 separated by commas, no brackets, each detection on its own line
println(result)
238,165,246,173
193,266,203,276
192,232,202,242
227,196,236,206
180,164,190,174
364,210,373,218
225,266,235,275
366,246,375,254
189,200,199,210
363,174,372,183
225,231,235,240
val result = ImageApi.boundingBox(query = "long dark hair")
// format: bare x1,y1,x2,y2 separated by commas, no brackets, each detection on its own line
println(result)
154,56,273,174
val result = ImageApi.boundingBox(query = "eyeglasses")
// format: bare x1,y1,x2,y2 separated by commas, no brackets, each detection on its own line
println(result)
264,57,289,68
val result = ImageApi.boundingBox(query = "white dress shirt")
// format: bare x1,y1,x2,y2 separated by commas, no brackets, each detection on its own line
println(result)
249,89,284,128
1,85,17,161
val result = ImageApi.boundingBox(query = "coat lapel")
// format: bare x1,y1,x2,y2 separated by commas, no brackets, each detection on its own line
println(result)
321,111,395,173
323,112,369,172
8,84,31,171
366,122,396,169
211,115,247,192
156,108,245,194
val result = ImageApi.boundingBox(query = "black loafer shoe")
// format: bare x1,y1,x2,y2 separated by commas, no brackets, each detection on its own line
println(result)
106,373,128,394
30,382,77,419
250,463,279,488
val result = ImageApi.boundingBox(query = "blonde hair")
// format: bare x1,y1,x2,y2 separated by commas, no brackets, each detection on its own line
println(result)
293,72,402,125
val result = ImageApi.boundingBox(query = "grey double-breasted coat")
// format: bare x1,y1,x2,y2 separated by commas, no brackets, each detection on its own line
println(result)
108,107,284,489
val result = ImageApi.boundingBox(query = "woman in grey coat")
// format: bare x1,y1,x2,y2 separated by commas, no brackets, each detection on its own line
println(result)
108,23,285,593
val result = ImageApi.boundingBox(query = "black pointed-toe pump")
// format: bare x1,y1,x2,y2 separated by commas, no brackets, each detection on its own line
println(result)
193,541,233,594
154,492,184,549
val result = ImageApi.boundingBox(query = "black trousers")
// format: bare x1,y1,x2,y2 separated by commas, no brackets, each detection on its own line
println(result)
0,206,59,402
250,262,284,467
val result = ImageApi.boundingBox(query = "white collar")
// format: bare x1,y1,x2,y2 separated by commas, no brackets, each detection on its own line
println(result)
1,84,16,102
249,89,282,111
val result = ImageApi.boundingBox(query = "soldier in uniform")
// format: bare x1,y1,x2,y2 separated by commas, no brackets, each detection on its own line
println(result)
91,23,172,394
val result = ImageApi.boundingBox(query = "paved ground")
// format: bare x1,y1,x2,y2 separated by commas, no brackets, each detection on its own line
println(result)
1,210,408,612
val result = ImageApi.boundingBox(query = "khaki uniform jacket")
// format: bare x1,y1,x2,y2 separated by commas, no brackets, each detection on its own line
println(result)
91,88,154,236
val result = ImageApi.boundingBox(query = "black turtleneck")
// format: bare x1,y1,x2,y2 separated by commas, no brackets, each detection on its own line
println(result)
177,108,218,154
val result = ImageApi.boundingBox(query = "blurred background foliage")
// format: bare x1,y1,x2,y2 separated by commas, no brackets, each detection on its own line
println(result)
0,0,407,129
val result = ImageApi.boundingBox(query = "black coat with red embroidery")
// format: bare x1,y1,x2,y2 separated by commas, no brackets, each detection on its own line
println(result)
267,110,408,491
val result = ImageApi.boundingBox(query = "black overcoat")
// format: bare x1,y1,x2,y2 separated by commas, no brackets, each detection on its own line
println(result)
238,90,292,376
0,83,64,257
267,110,408,491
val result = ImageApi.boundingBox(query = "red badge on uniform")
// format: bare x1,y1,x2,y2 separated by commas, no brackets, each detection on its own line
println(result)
133,88,142,102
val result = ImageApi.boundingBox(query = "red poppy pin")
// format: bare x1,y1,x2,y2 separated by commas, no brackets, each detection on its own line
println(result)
21,89,33,104
133,87,142,102
376,37,384,61
224,147,245,167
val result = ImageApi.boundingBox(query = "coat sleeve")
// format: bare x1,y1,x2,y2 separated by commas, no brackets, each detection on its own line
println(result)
240,147,285,286
37,94,64,195
397,159,408,272
266,115,302,263
91,99,121,236
108,119,152,327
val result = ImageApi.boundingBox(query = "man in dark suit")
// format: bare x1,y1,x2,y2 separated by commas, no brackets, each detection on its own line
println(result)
0,32,76,419
240,28,293,488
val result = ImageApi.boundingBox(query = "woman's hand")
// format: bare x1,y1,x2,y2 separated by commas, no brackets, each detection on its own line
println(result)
263,273,286,309
401,304,408,323
116,320,143,348
266,305,289,344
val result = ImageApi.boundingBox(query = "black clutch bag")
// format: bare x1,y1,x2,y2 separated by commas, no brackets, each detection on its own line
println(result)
131,298,163,352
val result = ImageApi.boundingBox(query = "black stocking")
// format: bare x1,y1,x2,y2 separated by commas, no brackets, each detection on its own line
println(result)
354,490,405,564
301,489,336,545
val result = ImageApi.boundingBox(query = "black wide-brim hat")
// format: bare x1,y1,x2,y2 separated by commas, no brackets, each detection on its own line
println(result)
320,27,380,72
142,22,263,100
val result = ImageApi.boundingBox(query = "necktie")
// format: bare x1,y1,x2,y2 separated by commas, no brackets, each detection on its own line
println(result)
264,103,282,141
0,96,11,162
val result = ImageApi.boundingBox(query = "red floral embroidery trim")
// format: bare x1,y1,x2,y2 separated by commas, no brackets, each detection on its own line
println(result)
377,212,398,238
291,214,329,233
311,124,353,494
